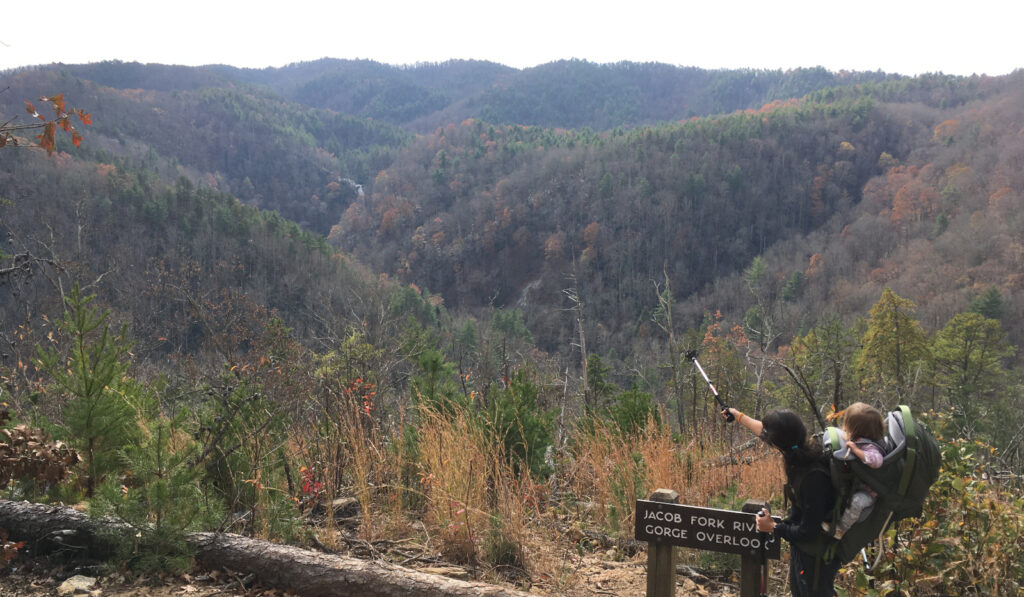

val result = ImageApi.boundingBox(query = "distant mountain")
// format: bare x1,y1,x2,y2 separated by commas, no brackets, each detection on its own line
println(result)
0,66,408,235
47,59,904,132
231,59,903,131
328,72,1024,353
208,58,517,129
468,60,902,129
0,60,907,240
4,59,1021,369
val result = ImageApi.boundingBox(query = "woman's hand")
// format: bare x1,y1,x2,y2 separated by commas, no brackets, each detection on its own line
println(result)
756,508,775,533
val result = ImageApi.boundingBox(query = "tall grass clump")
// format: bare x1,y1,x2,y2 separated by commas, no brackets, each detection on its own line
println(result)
571,412,782,536
414,400,536,575
290,376,387,544
417,405,491,564
570,413,674,534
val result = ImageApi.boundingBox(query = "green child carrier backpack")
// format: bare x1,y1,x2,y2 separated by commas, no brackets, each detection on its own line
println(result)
821,405,942,566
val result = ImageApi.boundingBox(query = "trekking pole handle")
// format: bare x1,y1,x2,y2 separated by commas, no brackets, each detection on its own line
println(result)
755,507,778,533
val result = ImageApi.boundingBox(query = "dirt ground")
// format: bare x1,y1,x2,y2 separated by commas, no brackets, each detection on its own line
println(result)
0,552,751,597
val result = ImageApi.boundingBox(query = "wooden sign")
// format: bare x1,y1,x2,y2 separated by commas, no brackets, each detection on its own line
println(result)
634,500,780,559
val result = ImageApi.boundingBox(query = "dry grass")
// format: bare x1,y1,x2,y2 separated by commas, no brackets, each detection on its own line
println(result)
414,405,537,572
570,414,782,535
338,400,386,539
288,388,388,545
416,406,491,563
286,401,786,587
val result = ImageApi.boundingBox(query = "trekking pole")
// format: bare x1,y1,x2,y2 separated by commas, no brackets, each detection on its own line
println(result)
684,350,734,421
757,507,773,597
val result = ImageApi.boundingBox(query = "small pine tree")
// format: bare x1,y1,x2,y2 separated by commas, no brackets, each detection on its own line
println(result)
585,354,616,412
968,286,1004,321
93,404,224,573
486,371,554,477
605,382,660,436
36,284,139,497
411,349,466,416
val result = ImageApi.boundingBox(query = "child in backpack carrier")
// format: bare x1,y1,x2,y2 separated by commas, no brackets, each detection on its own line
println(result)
825,402,886,539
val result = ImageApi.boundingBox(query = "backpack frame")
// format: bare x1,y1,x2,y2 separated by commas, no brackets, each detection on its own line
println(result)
821,405,942,566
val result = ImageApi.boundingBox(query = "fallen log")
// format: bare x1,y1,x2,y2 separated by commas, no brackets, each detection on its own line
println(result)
0,499,118,558
0,500,531,597
190,532,529,597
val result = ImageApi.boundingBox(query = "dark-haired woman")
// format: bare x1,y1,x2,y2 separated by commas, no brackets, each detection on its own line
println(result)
724,407,842,597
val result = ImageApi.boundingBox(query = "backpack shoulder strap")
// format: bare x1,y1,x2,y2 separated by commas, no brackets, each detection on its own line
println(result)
825,427,843,453
897,405,917,496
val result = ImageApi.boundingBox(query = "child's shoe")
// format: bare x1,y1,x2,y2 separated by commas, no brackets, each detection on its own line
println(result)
821,522,845,539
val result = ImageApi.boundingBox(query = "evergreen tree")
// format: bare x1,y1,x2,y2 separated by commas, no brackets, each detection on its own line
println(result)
93,404,224,573
742,256,781,350
411,348,464,416
857,288,930,405
485,371,554,477
781,271,805,302
968,286,1004,321
585,354,616,411
36,284,139,497
605,382,659,437
931,312,1014,437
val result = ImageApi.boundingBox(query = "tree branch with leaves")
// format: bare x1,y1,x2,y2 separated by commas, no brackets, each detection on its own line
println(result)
1,91,91,155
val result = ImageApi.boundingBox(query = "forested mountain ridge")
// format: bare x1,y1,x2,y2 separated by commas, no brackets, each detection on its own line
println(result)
0,147,391,355
332,73,1024,356
35,58,904,132
2,62,1020,359
0,66,407,235
231,59,902,130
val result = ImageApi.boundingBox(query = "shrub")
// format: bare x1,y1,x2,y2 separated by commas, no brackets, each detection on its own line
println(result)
485,371,554,477
604,383,660,436
195,379,293,540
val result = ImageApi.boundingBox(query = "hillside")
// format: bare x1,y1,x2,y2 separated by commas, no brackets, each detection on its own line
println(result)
331,74,1024,357
3,63,1023,366
689,73,1024,342
0,66,408,235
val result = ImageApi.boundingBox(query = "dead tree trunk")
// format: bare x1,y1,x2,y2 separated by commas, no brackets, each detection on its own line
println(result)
0,498,121,558
0,500,530,597
190,532,530,597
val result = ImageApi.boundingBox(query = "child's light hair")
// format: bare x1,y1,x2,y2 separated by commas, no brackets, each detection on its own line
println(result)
843,402,885,441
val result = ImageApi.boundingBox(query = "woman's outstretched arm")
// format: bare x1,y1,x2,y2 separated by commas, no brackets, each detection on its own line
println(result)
724,407,763,437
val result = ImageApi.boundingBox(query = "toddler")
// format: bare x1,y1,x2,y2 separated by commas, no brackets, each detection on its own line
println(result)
827,402,885,539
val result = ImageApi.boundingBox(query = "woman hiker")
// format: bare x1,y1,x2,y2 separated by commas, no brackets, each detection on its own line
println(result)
723,407,842,597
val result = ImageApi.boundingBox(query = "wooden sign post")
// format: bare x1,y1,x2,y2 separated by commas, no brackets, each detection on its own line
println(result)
645,489,679,597
636,491,780,597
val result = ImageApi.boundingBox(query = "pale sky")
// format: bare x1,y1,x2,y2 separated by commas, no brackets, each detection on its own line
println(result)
1,0,1021,76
